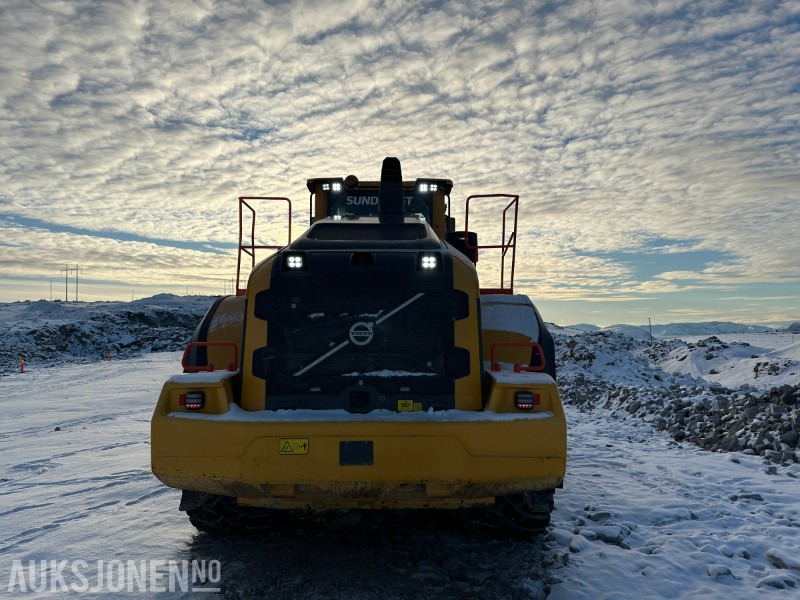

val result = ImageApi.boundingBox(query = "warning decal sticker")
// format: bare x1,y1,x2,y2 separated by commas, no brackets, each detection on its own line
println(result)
397,400,423,412
278,438,309,455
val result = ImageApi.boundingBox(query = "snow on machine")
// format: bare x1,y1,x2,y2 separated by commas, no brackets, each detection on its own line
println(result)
151,157,566,536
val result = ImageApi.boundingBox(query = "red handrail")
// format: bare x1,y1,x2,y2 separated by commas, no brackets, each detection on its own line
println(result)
181,342,239,372
463,194,519,294
236,196,292,296
490,341,546,373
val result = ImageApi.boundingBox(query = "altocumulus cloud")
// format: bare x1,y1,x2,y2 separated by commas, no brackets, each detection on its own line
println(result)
0,0,798,323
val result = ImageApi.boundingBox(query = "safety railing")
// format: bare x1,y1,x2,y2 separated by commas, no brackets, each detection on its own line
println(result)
236,197,292,295
463,194,519,294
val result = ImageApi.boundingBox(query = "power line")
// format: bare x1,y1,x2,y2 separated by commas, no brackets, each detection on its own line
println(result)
59,264,85,301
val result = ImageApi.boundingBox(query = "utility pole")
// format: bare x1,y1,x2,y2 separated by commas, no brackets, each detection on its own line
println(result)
74,264,84,302
59,265,84,301
61,265,75,301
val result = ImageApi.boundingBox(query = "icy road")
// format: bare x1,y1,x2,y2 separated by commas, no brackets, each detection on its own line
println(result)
1,353,799,598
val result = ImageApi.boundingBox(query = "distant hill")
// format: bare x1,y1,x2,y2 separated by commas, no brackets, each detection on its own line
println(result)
600,324,653,340
650,322,773,338
567,323,601,333
562,320,782,340
785,322,800,333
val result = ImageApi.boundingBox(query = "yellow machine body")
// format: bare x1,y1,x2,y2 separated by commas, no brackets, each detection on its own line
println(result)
151,160,566,512
152,369,565,509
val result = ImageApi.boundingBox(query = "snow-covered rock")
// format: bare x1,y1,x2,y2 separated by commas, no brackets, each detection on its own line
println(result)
553,328,800,464
0,295,215,374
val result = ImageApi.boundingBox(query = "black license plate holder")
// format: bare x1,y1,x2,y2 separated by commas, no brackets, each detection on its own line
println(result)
339,441,374,466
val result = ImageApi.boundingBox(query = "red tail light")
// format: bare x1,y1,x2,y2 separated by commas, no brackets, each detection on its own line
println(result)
515,391,540,410
180,391,205,410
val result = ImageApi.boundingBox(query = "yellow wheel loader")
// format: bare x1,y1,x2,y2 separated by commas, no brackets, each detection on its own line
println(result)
151,157,566,537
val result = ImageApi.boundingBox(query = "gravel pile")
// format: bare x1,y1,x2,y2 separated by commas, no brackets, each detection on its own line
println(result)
0,295,214,374
563,376,800,466
554,329,800,467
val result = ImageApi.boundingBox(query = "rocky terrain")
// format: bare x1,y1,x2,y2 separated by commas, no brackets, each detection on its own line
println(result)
0,295,214,375
554,328,800,468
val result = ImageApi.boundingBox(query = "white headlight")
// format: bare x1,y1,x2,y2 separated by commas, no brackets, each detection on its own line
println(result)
286,255,304,269
421,255,437,269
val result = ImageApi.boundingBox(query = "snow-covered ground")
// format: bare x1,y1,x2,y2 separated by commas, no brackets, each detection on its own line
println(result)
548,408,800,598
553,326,800,392
1,299,798,596
662,333,800,390
1,354,555,598
2,345,799,597
554,327,800,468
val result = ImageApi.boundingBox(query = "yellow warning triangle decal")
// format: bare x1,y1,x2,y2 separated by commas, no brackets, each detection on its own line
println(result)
281,441,293,453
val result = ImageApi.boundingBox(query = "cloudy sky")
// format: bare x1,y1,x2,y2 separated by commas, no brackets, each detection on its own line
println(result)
1,0,798,326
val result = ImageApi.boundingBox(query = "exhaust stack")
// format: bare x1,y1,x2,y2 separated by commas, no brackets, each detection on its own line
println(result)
378,157,404,216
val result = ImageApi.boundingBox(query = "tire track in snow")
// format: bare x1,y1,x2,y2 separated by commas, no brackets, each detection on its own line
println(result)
0,468,151,496
124,486,172,507
547,405,800,598
0,411,142,442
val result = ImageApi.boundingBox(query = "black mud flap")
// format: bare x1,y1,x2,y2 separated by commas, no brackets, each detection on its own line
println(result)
179,490,210,512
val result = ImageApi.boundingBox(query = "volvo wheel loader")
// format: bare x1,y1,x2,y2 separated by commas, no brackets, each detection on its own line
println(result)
151,157,566,537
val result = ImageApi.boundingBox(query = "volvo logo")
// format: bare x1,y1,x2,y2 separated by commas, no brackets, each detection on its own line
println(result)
349,322,374,346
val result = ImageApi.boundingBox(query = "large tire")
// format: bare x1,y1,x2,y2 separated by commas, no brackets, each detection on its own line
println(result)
185,494,275,535
463,490,554,539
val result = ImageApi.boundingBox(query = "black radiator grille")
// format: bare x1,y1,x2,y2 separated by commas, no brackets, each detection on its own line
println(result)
251,250,464,411
263,294,448,380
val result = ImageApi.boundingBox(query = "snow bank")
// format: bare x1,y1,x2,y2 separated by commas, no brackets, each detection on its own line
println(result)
0,295,215,374
554,328,800,466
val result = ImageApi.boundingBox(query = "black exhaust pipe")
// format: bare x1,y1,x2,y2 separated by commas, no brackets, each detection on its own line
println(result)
378,157,404,216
